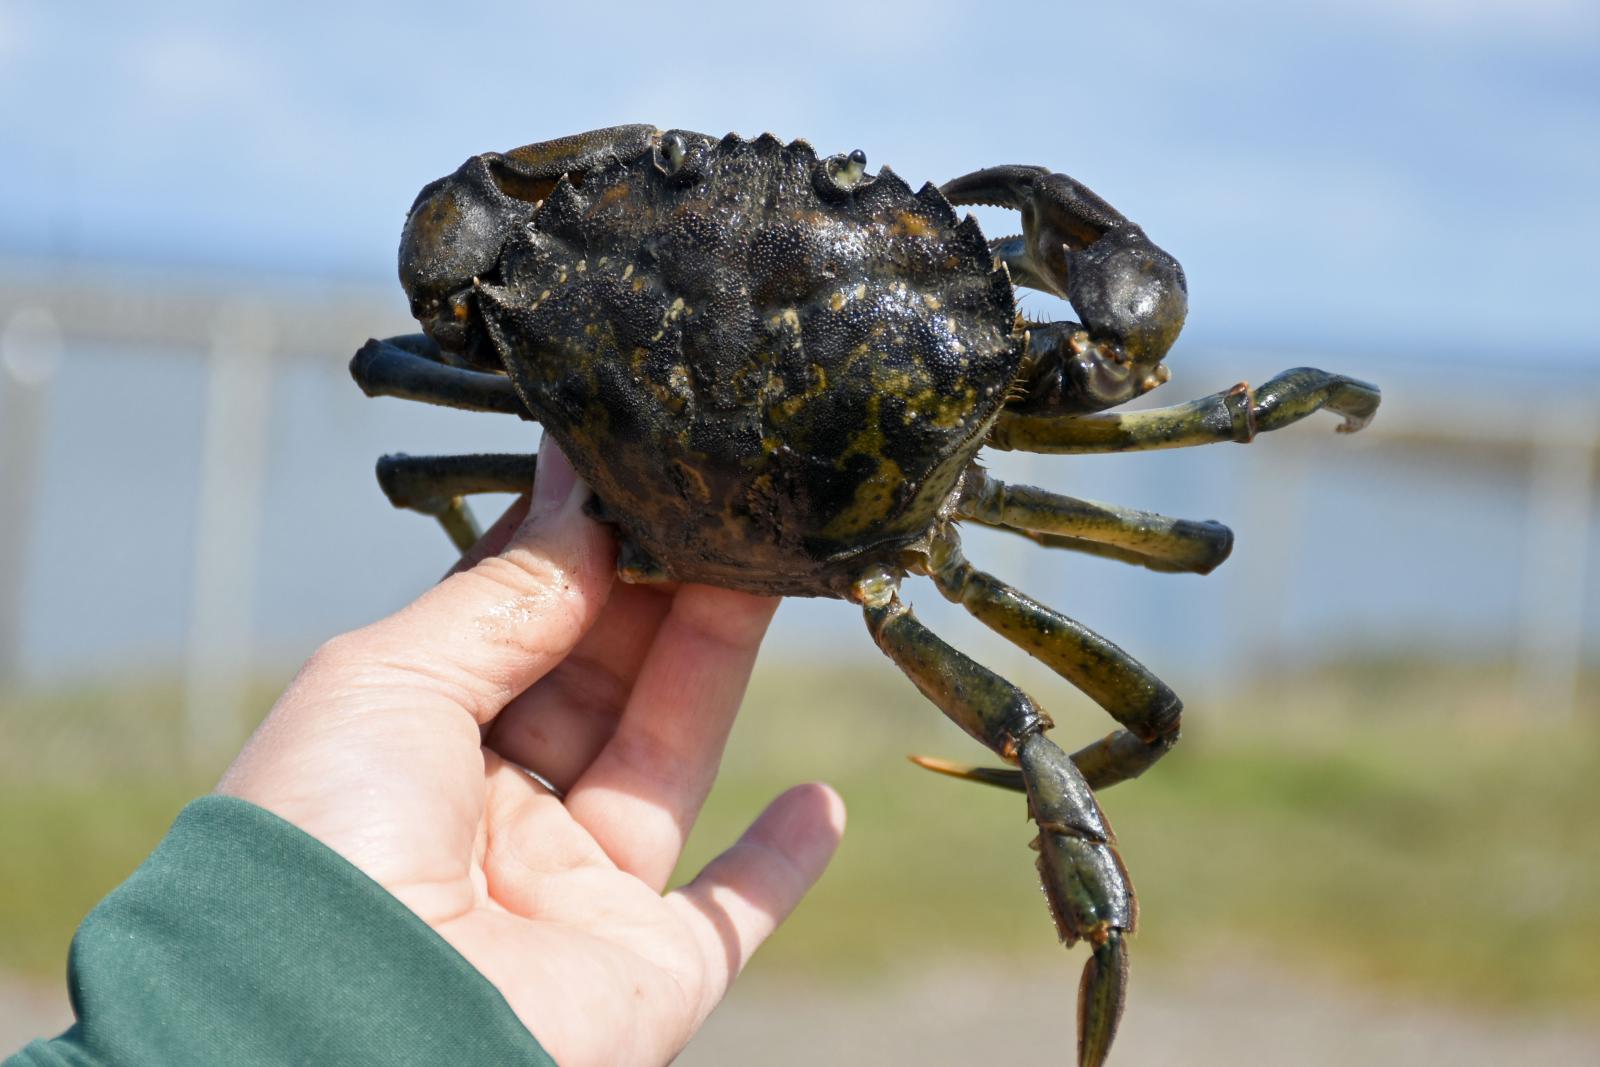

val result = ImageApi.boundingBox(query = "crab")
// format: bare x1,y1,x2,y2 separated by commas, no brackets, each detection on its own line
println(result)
349,124,1380,1066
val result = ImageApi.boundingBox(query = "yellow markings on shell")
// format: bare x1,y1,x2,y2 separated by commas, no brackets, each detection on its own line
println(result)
854,283,867,300
647,364,691,414
891,211,935,238
830,291,845,312
598,256,610,268
774,362,829,420
622,263,634,280
632,277,645,292
900,380,978,429
539,289,551,301
575,259,587,273
922,294,942,311
822,393,907,539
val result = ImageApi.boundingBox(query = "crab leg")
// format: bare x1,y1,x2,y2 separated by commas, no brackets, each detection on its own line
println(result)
854,569,1134,1067
350,334,531,417
923,527,1183,750
990,367,1380,453
956,468,1233,575
371,452,537,552
914,726,1176,796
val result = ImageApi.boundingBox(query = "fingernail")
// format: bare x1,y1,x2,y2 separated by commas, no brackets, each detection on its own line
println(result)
532,436,578,514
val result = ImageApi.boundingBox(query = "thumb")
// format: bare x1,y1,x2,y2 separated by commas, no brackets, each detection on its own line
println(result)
668,783,847,1023
349,438,616,724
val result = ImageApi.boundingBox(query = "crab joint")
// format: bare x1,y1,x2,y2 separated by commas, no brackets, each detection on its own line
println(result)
1224,381,1258,443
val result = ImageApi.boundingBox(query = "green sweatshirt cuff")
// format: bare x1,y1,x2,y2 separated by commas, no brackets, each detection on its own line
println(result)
5,795,555,1066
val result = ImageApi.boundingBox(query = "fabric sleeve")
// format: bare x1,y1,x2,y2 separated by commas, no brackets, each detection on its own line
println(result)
4,795,555,1066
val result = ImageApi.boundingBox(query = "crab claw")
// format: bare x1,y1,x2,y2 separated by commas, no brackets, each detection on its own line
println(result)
943,165,1187,413
398,156,537,365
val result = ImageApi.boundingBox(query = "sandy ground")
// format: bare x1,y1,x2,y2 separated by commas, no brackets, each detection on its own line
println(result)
6,960,1597,1065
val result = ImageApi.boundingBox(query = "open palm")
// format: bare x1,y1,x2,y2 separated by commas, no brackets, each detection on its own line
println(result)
219,442,844,1067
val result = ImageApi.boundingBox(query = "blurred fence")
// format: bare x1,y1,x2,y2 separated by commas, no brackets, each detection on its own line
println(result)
2,259,1597,761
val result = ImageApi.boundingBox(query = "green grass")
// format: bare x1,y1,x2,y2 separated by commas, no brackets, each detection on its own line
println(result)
3,659,1597,1012
679,660,1600,1007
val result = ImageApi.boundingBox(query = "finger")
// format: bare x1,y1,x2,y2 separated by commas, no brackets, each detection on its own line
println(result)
339,439,616,725
447,493,532,578
564,585,779,890
668,783,845,1021
484,581,675,793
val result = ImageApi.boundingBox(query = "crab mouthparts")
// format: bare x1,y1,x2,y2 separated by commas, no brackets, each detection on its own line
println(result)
1069,330,1171,403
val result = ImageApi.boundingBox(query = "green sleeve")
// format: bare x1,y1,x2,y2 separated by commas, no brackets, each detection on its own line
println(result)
4,795,556,1066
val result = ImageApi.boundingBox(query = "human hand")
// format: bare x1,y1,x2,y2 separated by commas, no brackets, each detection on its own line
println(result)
218,441,845,1067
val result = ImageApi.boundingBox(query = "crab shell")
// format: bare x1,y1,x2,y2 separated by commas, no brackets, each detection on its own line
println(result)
447,131,1023,597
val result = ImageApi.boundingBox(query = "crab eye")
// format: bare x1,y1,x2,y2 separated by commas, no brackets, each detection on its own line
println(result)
662,133,687,173
840,148,867,186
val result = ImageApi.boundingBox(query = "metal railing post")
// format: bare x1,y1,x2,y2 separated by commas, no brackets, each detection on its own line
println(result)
182,301,275,765
0,307,61,686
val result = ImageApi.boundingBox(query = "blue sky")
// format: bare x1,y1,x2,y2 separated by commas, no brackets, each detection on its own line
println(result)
2,0,1598,360
3,2,1599,685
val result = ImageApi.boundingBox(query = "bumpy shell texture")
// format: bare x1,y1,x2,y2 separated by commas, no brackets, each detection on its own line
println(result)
476,131,1020,596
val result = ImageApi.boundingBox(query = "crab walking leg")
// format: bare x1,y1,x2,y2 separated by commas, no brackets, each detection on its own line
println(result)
375,452,538,553
990,367,1380,454
908,526,1181,802
350,334,532,417
914,728,1177,796
927,528,1183,744
956,468,1234,575
855,571,1133,1067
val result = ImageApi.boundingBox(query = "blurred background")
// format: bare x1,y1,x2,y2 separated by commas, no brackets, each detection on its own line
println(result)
2,1,1598,1062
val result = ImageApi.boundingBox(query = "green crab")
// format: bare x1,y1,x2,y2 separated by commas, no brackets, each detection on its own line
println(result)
350,124,1380,1065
